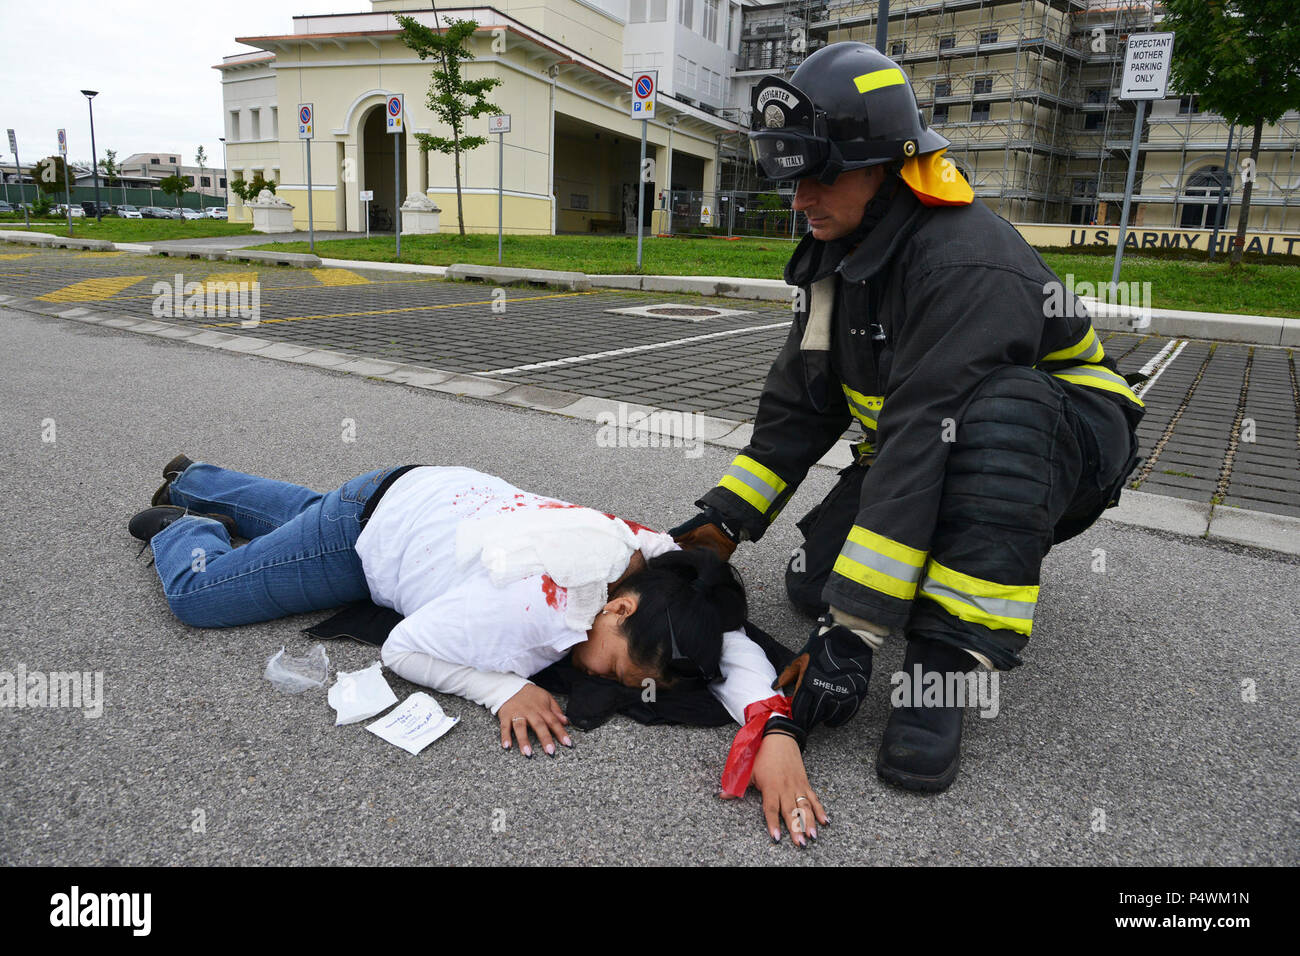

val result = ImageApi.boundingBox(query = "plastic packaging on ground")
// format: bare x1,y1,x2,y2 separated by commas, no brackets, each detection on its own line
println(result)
264,644,330,694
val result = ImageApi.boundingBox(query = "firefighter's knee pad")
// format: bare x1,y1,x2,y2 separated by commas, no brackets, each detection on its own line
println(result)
945,367,1074,528
785,462,868,618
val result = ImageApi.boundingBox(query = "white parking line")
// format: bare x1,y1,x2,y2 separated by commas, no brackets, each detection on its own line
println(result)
481,320,793,375
1136,339,1187,399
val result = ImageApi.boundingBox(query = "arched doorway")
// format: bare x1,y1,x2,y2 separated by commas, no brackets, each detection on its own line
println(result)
361,104,406,232
1180,165,1231,230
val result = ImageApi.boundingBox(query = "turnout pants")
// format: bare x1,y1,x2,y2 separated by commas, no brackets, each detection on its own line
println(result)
786,366,1139,669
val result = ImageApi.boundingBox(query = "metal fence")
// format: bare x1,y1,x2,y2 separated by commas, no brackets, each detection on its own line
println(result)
661,189,806,240
0,180,226,210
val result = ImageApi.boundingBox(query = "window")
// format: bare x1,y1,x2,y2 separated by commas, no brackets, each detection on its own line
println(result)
229,110,240,141
971,103,990,122
932,104,948,123
250,109,260,141
1178,95,1200,115
219,177,226,189
1086,87,1108,105
201,176,210,187
730,2,742,52
979,30,999,44
1084,113,1103,130
891,41,906,57
270,107,278,138
675,54,688,85
1180,166,1230,229
650,0,667,20
704,0,719,43
973,77,992,95
939,35,955,50
630,0,646,21
678,0,693,28
934,80,951,97
687,58,697,87
169,156,177,163
185,175,195,185
150,158,160,164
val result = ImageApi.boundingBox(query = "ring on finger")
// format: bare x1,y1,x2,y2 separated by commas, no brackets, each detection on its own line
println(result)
795,796,810,804
512,716,526,723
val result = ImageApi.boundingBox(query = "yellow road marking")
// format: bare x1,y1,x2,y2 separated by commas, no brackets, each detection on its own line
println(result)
200,291,596,328
0,253,37,260
311,268,370,286
202,271,258,290
37,275,149,302
72,251,127,258
75,274,437,302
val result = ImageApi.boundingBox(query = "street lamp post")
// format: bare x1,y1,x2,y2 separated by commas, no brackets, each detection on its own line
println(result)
219,137,229,209
81,90,102,222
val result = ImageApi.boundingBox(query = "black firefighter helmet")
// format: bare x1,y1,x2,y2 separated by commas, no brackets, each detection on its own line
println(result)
750,42,949,184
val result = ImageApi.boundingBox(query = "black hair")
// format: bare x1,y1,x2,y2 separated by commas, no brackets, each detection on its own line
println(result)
611,549,747,683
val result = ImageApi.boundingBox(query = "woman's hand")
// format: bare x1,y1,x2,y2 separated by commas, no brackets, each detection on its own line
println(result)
750,732,827,847
498,684,572,758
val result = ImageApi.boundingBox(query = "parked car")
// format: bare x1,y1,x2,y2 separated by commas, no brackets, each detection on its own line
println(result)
0,200,15,214
203,207,227,219
140,206,166,218
116,205,143,219
80,201,113,217
180,208,203,220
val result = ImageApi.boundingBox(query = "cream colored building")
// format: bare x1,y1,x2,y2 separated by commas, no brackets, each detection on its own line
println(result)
216,0,741,234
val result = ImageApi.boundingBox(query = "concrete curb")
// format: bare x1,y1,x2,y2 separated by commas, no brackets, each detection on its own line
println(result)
13,294,1297,558
445,262,590,291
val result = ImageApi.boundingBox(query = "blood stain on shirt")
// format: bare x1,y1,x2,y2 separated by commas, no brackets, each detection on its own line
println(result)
541,574,567,611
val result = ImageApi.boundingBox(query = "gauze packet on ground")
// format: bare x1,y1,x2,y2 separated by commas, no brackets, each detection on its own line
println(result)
366,693,458,755
328,661,398,725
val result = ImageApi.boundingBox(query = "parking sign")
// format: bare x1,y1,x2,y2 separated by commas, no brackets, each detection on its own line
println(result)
57,129,67,156
298,103,314,140
631,71,657,119
387,94,404,133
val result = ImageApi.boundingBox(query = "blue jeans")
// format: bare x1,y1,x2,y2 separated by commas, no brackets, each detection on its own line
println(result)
150,463,403,628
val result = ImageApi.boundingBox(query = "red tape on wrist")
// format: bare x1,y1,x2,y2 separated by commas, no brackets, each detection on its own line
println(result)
720,693,792,798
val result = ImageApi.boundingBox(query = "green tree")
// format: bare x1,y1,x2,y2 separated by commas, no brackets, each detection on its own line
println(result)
34,156,70,196
229,171,277,203
397,7,502,236
159,173,190,215
195,146,208,212
1162,0,1300,264
97,148,119,186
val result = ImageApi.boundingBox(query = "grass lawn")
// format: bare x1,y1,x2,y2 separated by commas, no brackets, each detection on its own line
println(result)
252,232,1299,318
0,217,254,242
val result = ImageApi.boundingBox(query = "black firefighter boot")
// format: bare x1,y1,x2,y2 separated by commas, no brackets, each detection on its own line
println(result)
876,637,978,793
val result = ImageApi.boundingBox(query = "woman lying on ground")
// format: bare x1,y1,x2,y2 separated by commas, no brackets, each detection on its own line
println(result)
129,457,828,845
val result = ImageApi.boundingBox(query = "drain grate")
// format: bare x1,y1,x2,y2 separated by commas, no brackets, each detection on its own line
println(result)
606,303,754,322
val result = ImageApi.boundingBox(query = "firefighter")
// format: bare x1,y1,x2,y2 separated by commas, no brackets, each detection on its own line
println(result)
672,42,1144,793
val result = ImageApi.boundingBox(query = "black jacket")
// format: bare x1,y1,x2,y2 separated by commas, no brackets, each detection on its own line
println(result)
700,181,1144,630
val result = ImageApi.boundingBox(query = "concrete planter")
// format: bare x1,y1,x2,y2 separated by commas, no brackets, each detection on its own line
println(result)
248,189,295,234
400,193,441,235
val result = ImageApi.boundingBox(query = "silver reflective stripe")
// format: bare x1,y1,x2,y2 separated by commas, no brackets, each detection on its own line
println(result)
1053,364,1124,387
840,536,922,586
920,580,1036,623
843,392,879,428
723,462,781,505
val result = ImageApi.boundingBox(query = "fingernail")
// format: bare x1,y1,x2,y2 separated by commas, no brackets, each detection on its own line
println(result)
523,748,532,758
502,741,509,749
545,743,555,755
809,829,818,841
562,736,572,747
771,830,780,843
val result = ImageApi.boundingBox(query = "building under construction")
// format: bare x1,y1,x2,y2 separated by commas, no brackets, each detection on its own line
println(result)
726,0,1299,232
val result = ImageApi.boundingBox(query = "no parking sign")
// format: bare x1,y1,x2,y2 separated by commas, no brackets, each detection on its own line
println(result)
298,103,313,140
631,71,656,119
387,94,405,133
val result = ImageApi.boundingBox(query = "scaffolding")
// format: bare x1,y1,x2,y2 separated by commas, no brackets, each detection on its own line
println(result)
732,0,1300,228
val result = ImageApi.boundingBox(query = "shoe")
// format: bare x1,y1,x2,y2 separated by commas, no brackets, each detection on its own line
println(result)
876,638,976,793
129,505,236,550
151,454,195,506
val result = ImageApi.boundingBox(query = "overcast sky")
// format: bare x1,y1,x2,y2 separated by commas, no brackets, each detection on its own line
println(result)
0,0,364,171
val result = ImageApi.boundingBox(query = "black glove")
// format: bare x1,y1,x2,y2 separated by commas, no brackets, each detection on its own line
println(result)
668,507,741,561
774,620,873,731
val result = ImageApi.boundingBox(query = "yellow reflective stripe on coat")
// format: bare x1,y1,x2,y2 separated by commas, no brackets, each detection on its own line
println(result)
832,525,927,601
1050,364,1144,407
854,68,907,94
1043,325,1105,364
841,384,883,430
718,454,788,515
919,559,1039,636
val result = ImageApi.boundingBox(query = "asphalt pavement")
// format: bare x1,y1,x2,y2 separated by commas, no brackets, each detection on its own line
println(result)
0,307,1296,865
